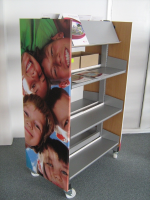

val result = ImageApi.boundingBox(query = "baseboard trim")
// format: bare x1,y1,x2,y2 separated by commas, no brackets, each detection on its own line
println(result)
122,128,150,134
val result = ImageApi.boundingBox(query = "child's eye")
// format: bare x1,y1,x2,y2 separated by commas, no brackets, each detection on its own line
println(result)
31,83,38,93
31,83,36,89
61,170,68,176
24,110,28,117
39,72,43,79
54,67,57,77
47,163,53,168
64,119,69,128
35,123,41,131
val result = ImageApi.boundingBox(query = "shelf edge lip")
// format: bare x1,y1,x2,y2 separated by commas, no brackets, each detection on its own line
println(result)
71,102,104,120
70,131,100,155
70,136,102,158
71,64,101,74
70,108,122,139
71,101,99,116
69,139,119,180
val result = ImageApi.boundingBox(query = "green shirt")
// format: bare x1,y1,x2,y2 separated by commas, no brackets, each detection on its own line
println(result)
20,19,58,55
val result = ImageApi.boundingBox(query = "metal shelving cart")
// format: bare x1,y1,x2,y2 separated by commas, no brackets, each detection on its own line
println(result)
23,19,132,199
66,20,132,198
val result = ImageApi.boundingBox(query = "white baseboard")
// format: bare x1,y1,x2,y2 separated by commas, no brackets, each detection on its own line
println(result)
122,128,150,134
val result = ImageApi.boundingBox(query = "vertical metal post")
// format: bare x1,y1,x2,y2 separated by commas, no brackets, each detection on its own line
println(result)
99,44,108,102
97,45,109,135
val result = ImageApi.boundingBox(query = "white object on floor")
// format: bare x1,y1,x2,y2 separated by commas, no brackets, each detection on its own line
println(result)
31,172,39,177
113,152,118,159
65,188,76,199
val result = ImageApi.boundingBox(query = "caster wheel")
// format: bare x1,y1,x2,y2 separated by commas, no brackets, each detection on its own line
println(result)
31,172,39,177
65,188,76,199
113,152,118,159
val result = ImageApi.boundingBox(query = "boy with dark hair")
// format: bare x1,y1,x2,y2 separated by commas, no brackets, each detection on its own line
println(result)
38,138,69,191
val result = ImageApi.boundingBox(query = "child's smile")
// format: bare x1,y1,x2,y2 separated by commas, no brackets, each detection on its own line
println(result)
42,37,71,81
21,52,48,99
64,48,70,67
25,126,33,137
26,60,33,73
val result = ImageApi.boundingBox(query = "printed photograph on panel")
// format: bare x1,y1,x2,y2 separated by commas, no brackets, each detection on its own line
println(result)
20,18,71,191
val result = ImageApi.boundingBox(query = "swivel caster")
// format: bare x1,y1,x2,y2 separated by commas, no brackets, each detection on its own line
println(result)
113,151,118,159
31,171,39,177
64,185,76,199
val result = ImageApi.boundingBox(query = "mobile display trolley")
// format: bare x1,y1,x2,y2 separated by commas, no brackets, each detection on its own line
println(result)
20,18,132,198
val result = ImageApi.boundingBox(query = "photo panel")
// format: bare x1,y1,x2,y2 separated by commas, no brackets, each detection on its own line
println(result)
20,18,71,192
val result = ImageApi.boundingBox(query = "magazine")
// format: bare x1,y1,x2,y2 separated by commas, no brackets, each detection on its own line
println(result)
72,74,91,83
59,13,89,46
74,70,103,78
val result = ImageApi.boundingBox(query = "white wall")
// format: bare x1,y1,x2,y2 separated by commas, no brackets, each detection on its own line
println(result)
0,0,12,145
1,0,108,144
111,0,150,132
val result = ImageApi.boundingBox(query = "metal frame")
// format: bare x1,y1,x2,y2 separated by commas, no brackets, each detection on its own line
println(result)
69,21,127,183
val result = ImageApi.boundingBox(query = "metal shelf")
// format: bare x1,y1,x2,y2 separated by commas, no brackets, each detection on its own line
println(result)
71,98,122,138
69,129,119,180
71,56,127,89
72,66,126,89
70,127,100,154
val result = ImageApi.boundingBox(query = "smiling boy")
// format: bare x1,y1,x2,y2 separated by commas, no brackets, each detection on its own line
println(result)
22,52,48,99
41,34,71,81
23,94,54,153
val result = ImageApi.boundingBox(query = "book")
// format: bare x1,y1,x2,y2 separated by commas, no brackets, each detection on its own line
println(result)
58,13,89,46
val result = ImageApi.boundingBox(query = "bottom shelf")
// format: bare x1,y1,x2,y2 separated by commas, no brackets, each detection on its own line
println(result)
69,130,119,180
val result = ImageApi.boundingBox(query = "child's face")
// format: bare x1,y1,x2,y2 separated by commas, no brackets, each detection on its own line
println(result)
53,93,70,133
41,38,71,81
22,52,48,99
43,147,69,191
24,102,46,147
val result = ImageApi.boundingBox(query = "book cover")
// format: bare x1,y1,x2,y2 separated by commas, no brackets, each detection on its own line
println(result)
59,13,89,46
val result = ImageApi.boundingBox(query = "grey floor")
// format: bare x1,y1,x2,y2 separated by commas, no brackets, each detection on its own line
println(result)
0,133,150,200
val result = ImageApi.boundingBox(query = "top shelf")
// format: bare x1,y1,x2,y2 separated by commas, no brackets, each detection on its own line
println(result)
72,21,120,47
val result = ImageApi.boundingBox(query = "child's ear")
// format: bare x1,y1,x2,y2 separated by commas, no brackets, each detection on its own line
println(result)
51,32,64,40
59,79,70,88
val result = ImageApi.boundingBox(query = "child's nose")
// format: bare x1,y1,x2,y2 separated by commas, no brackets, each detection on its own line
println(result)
31,70,38,78
55,53,61,65
27,120,32,129
54,173,61,181
26,72,38,88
